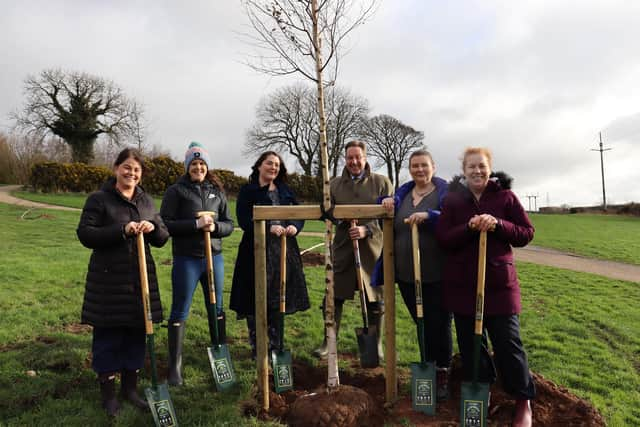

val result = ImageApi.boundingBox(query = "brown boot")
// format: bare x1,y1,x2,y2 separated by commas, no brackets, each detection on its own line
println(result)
121,370,148,410
98,373,120,417
512,399,532,427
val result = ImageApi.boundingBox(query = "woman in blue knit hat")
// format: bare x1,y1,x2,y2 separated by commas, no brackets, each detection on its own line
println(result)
160,141,235,386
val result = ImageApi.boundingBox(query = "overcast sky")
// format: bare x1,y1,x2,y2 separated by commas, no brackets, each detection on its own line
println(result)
2,1,639,207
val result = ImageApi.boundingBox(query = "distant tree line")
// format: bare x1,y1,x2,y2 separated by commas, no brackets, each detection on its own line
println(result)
245,83,425,188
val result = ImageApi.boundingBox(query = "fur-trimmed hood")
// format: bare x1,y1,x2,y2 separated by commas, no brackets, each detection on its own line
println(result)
448,171,513,193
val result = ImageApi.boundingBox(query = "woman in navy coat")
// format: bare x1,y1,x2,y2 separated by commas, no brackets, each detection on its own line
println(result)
230,151,310,358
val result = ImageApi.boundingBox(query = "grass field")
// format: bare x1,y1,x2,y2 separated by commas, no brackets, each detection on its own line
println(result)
11,190,640,262
0,201,639,425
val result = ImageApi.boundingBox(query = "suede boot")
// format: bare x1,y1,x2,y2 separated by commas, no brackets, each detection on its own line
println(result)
512,399,532,427
98,373,120,417
313,302,342,359
167,321,185,386
121,370,148,410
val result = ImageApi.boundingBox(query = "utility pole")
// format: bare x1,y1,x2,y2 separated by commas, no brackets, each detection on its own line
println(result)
591,132,612,210
525,194,539,212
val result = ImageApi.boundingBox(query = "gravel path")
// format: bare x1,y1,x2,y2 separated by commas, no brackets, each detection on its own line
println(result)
1,185,637,282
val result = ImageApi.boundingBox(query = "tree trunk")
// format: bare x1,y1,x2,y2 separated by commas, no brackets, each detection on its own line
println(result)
312,0,339,389
68,136,96,164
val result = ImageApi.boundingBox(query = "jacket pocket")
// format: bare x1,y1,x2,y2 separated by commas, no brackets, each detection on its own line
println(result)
486,258,516,289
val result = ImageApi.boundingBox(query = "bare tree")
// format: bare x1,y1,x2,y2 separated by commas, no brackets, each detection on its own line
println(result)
359,114,425,189
242,0,378,391
325,86,369,176
0,133,70,184
11,69,142,164
245,84,318,174
245,84,368,176
128,100,149,153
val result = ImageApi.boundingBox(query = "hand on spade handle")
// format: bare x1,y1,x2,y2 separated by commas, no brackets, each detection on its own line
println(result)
468,214,498,232
125,220,155,236
196,212,215,232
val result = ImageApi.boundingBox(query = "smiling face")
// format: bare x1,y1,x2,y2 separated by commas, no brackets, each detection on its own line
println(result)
463,152,492,194
258,154,281,186
409,154,435,186
188,159,208,183
345,146,366,177
114,156,142,193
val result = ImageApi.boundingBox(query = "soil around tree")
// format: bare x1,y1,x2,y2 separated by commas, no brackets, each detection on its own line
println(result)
242,354,606,426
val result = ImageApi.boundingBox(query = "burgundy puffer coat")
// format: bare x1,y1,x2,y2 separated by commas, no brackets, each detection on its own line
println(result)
435,173,534,316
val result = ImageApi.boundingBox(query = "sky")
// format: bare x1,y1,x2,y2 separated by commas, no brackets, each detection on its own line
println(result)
1,0,639,208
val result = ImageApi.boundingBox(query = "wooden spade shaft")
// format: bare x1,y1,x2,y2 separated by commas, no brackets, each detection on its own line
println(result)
136,232,158,387
351,219,369,329
472,230,488,383
278,234,287,350
197,211,217,306
409,222,426,364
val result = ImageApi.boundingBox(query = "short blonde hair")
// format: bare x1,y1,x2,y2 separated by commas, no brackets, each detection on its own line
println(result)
462,147,492,169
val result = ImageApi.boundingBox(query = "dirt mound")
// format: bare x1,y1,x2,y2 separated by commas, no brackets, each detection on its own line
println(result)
302,251,325,267
244,355,605,426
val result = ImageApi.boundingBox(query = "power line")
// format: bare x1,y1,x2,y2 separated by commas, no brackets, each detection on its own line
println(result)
590,132,612,210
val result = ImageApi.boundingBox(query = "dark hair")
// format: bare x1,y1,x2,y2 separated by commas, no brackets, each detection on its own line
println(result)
345,140,366,155
249,151,288,184
206,170,225,192
409,149,434,165
114,148,145,170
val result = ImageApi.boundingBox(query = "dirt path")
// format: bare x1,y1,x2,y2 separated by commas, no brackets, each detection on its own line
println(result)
1,185,638,282
0,185,80,212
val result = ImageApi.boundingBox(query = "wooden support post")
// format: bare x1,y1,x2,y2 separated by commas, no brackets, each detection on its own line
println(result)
254,219,269,410
383,218,397,404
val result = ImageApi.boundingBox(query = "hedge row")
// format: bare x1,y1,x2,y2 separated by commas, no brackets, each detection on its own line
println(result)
28,158,323,201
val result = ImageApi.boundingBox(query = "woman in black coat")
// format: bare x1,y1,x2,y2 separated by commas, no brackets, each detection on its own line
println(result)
77,148,169,417
230,151,310,358
160,141,234,386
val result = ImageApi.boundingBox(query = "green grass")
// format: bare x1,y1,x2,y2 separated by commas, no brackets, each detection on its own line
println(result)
10,191,640,262
530,213,640,265
0,201,639,425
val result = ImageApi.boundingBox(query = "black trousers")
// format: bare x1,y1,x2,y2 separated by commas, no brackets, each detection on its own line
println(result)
398,280,453,368
454,314,536,400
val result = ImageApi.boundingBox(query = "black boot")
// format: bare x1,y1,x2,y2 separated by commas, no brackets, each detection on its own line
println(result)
436,367,450,401
368,307,384,362
313,301,343,359
167,321,185,386
217,311,227,345
98,373,120,417
121,370,148,410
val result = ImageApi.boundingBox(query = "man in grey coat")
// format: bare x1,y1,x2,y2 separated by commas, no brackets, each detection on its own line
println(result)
314,140,393,361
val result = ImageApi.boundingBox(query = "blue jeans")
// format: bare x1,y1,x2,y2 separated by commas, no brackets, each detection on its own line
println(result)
169,254,224,321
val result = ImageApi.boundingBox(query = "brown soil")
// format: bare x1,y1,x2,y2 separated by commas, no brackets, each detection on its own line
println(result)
302,251,325,267
243,355,606,426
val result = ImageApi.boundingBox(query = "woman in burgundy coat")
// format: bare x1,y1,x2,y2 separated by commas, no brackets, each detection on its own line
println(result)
436,147,534,427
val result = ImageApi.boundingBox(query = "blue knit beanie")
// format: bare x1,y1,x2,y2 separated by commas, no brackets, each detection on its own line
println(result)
184,141,211,170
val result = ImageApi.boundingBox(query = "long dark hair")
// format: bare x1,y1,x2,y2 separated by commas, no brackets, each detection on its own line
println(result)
249,151,288,185
206,170,225,192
